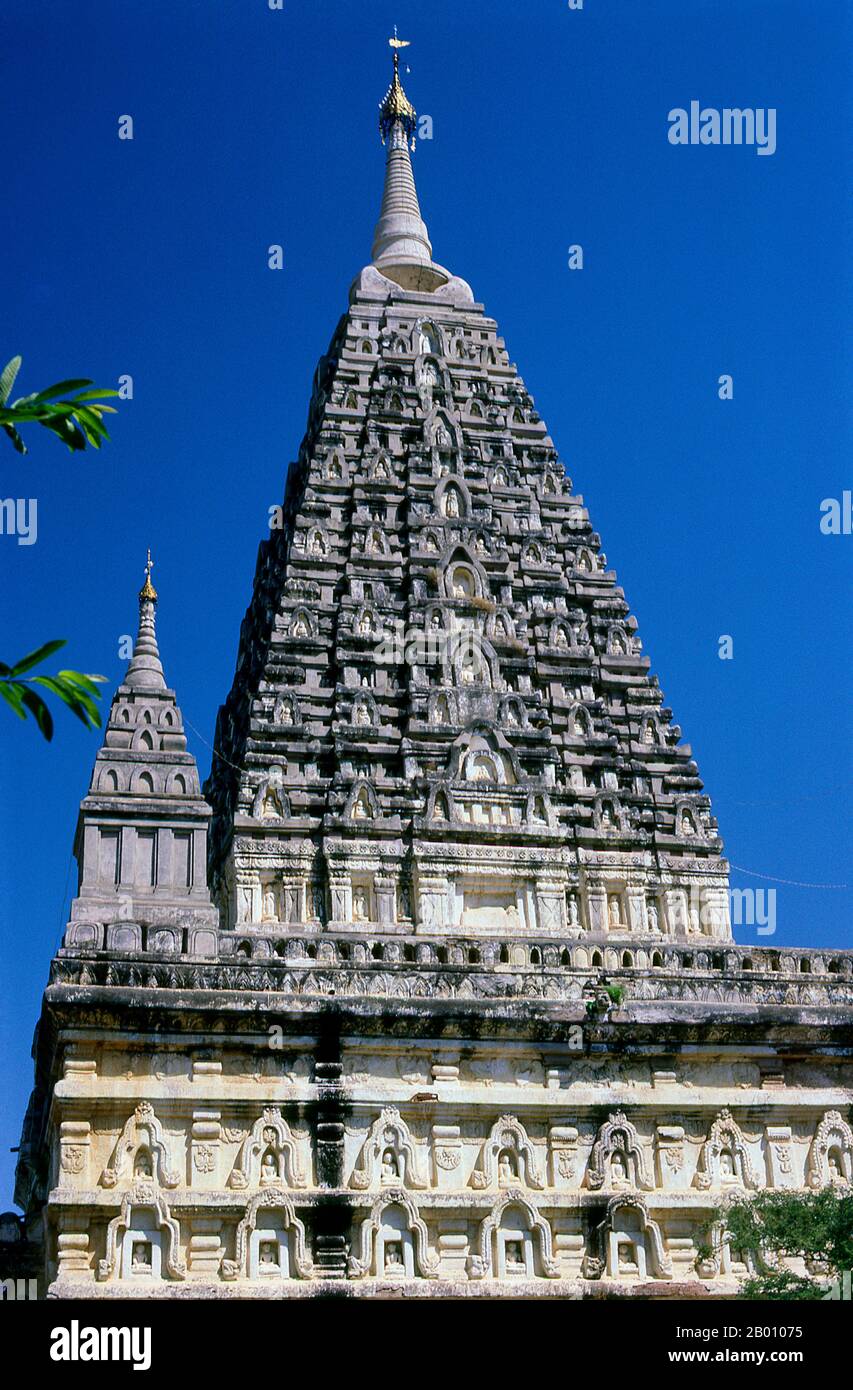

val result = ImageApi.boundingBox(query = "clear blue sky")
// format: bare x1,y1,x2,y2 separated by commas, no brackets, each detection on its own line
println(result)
1,0,850,1206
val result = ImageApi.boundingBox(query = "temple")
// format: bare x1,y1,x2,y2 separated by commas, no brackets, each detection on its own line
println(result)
12,39,852,1298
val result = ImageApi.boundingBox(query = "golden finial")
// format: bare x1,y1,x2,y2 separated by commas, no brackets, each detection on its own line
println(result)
379,30,416,145
139,547,158,602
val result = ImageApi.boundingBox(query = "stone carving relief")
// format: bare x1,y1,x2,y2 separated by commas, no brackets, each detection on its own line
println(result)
694,1109,759,1190
582,1196,672,1281
347,1191,439,1279
807,1111,853,1188
467,1193,560,1279
221,1189,313,1281
586,1111,653,1191
350,1108,428,1190
97,1183,185,1282
469,1115,545,1190
101,1102,180,1190
227,1108,307,1190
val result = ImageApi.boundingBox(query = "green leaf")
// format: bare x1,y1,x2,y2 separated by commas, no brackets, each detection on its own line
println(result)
9,639,67,676
39,414,87,450
0,355,22,406
0,681,27,719
70,388,120,402
32,676,102,728
21,687,54,741
57,670,107,696
28,379,93,402
1,421,27,453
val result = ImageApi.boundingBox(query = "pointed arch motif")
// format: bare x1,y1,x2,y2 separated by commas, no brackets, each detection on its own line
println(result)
273,692,301,727
252,774,290,821
345,780,379,822
227,1107,307,1189
470,1115,545,1190
101,1102,180,1189
97,1182,185,1282
466,1192,560,1279
221,1188,313,1280
586,1111,653,1191
289,606,315,638
351,691,378,728
807,1111,853,1188
582,1196,672,1280
349,1107,428,1190
694,1109,760,1190
347,1190,439,1278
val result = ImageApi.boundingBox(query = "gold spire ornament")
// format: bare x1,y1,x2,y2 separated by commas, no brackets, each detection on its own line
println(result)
139,547,158,603
379,31,417,147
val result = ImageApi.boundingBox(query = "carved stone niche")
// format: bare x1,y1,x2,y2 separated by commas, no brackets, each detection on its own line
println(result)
548,1125,578,1189
655,1125,686,1189
694,1109,759,1191
582,1197,672,1282
348,1192,439,1279
586,1112,653,1191
221,1190,313,1282
350,1108,428,1190
470,1115,545,1191
100,1102,180,1190
97,1184,186,1283
227,1108,307,1190
807,1111,853,1189
467,1194,560,1280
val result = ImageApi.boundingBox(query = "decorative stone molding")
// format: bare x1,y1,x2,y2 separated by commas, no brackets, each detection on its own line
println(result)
470,1114,545,1190
101,1102,180,1190
227,1107,307,1189
221,1189,313,1281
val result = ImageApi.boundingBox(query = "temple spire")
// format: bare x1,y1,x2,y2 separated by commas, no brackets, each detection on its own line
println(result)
125,548,166,691
371,33,440,289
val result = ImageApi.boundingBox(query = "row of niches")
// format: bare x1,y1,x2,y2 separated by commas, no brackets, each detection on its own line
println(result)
58,1190,784,1285
231,870,726,938
63,1105,853,1198
332,380,542,434
345,316,508,368
216,933,850,979
59,1108,853,1286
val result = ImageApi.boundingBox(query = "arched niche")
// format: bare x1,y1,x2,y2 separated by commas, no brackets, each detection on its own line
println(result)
227,1108,307,1190
470,1115,545,1191
347,1192,439,1279
349,1108,428,1190
221,1189,313,1281
467,1194,560,1280
97,1185,186,1283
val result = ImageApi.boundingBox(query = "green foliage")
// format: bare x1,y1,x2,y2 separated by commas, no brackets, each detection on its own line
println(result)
0,355,118,454
0,640,106,741
720,1189,853,1301
605,984,624,1005
738,1270,827,1301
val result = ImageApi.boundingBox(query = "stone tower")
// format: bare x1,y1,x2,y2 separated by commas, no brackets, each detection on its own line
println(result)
15,40,853,1298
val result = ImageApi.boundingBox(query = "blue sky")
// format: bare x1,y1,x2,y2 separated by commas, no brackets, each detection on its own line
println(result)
1,0,850,1205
